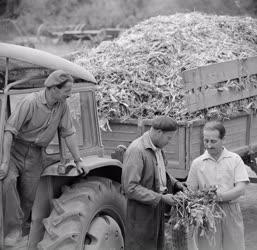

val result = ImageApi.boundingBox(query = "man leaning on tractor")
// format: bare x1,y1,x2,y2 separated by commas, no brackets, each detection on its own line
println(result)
0,70,87,247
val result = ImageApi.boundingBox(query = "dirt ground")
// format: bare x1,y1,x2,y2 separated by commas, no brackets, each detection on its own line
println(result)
240,183,257,250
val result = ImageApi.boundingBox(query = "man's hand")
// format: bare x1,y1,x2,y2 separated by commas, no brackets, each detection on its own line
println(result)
203,184,217,193
161,193,176,206
214,191,223,202
174,181,187,193
75,158,88,175
0,163,9,180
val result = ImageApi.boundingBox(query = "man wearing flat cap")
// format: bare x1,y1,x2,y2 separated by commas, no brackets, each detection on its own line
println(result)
0,70,87,247
122,116,186,250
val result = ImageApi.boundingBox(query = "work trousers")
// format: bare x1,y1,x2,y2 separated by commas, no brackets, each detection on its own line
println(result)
125,198,165,250
194,202,245,250
3,139,43,237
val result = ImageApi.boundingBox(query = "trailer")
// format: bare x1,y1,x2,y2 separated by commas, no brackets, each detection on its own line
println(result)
102,56,257,183
36,23,124,44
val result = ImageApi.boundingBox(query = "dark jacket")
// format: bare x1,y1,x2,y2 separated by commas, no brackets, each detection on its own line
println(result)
122,131,177,250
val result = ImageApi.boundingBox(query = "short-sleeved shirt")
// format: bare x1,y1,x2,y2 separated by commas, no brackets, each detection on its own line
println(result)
187,148,249,202
5,90,75,147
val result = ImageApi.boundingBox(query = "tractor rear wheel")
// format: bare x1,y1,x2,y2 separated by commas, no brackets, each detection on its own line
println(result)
38,176,126,250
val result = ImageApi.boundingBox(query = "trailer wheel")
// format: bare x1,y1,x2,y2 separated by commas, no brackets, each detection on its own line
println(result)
38,177,126,250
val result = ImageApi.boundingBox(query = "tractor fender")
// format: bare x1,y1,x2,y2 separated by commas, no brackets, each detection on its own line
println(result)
41,156,122,177
28,160,123,249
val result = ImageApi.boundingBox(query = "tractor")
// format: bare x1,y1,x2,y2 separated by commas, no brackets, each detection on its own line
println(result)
0,42,126,250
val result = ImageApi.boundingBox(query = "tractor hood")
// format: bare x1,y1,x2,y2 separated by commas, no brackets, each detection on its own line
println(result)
0,42,96,83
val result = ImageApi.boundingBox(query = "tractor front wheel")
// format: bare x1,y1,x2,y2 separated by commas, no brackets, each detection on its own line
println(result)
38,176,126,250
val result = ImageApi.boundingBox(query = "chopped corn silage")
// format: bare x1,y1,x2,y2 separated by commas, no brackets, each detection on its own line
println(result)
74,12,257,122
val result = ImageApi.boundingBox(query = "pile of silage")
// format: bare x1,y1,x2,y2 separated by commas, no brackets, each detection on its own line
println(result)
74,12,257,122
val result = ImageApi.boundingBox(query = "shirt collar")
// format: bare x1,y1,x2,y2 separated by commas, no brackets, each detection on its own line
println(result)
142,131,159,152
39,89,59,109
38,89,47,105
202,147,232,161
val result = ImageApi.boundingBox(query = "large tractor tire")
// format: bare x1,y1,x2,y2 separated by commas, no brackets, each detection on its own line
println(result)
38,177,126,250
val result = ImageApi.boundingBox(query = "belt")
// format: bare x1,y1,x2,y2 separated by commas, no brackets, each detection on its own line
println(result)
14,138,42,149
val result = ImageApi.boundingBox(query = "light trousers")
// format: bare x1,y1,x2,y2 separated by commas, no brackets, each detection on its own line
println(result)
194,202,245,250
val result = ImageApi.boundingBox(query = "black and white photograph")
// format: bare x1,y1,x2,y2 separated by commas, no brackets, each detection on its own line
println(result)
0,1,257,249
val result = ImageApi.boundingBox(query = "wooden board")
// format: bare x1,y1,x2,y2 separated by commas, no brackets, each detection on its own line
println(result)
101,120,140,155
182,56,257,112
187,85,257,112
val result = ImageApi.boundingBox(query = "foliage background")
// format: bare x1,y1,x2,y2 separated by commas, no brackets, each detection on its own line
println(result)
1,0,257,33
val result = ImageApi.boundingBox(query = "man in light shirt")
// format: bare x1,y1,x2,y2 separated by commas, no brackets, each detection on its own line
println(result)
187,120,249,250
122,116,186,250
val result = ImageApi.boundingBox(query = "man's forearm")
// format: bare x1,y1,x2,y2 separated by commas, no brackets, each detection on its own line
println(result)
64,134,81,161
218,182,247,202
126,183,162,206
2,131,13,164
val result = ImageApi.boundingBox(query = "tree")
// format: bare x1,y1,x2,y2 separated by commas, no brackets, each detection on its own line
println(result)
1,0,21,18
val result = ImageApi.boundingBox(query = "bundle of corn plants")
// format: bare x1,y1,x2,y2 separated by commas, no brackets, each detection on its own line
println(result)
166,188,225,250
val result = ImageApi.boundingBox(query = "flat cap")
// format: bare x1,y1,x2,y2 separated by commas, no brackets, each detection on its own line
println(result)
151,116,177,131
44,70,73,87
